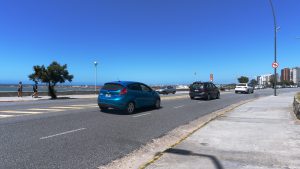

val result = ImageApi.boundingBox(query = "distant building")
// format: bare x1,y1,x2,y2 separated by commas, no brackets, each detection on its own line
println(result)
281,68,290,82
258,74,272,86
291,67,300,85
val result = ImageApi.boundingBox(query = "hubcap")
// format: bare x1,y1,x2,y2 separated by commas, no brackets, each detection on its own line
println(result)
128,103,134,113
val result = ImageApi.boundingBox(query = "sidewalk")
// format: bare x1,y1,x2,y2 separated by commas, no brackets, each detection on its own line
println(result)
0,94,98,102
146,92,300,169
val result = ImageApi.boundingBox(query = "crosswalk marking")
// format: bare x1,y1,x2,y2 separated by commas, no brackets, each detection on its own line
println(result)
0,115,14,118
0,104,99,119
28,108,64,112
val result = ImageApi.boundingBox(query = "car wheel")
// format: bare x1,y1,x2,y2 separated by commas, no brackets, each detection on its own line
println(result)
126,102,135,114
216,92,220,99
235,91,238,94
190,96,194,100
247,90,251,94
155,99,161,109
206,94,211,100
99,105,108,111
173,92,176,94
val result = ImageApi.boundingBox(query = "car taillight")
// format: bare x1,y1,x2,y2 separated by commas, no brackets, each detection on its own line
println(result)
120,88,128,95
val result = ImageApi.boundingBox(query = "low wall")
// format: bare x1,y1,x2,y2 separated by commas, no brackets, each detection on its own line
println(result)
293,95,300,119
0,91,99,97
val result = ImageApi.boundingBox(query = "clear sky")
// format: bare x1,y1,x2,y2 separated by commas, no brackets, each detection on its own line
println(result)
0,0,299,85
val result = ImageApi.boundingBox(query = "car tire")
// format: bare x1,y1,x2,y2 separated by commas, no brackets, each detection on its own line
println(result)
235,91,238,94
155,99,161,109
99,106,108,112
247,90,251,94
216,92,220,99
173,92,176,94
190,96,194,100
206,94,211,100
126,102,135,114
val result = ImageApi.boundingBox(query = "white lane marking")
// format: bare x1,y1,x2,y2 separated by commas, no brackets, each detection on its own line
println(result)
133,113,151,118
0,115,14,118
40,128,86,140
28,108,64,112
0,110,42,114
174,105,185,109
50,106,84,109
68,104,97,107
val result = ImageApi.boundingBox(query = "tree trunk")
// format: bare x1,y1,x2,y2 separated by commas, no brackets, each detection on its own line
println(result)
48,83,57,99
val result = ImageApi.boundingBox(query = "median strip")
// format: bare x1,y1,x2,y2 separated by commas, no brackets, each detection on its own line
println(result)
40,128,86,140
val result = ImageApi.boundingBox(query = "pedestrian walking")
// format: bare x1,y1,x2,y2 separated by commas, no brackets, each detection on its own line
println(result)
17,81,23,97
32,82,38,98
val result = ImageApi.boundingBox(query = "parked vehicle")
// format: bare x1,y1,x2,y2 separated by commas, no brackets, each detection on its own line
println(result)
189,82,220,100
98,81,161,114
235,83,254,94
155,86,176,95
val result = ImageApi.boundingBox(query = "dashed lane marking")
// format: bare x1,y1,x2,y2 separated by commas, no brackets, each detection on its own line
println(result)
133,113,151,118
50,106,85,109
40,128,86,140
174,105,185,109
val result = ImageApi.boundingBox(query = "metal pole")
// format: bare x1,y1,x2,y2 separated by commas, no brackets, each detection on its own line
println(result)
94,61,98,94
269,0,277,96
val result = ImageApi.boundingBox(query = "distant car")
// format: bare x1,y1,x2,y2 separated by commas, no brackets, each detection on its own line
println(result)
235,83,254,94
98,81,161,114
189,82,220,100
156,86,176,95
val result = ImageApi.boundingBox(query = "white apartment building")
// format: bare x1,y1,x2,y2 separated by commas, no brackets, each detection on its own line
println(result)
291,67,300,85
258,74,272,86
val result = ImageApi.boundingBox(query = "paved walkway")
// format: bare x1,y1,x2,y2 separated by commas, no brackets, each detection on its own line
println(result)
147,92,300,169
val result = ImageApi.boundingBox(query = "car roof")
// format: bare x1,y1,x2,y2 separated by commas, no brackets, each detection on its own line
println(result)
106,81,142,86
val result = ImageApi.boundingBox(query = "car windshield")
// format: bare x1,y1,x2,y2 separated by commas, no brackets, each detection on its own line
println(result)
191,83,204,89
102,83,123,91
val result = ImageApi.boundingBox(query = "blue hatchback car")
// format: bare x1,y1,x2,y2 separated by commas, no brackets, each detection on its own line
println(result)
98,81,161,114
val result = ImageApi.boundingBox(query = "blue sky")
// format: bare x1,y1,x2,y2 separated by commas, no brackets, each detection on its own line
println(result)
0,0,299,85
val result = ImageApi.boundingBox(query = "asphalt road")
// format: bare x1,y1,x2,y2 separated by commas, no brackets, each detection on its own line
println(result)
0,88,299,169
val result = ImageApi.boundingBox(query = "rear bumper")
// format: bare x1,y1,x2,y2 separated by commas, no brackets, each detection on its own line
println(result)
98,97,127,110
189,92,207,98
235,88,248,92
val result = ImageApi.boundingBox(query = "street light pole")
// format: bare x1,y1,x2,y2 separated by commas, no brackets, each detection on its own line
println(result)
94,61,98,94
269,0,278,96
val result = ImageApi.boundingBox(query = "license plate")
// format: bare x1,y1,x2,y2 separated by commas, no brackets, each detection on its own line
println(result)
194,90,199,92
105,94,111,97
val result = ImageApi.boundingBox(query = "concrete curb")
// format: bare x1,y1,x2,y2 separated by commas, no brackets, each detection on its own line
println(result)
98,98,257,169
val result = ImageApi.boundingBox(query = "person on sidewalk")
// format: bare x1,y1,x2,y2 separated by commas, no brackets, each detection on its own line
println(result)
17,81,23,97
32,82,38,98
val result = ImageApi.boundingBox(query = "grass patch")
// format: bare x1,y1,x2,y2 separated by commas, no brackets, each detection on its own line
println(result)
297,92,300,101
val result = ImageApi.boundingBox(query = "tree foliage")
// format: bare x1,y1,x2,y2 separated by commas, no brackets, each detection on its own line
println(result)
29,61,74,99
238,76,249,83
250,79,258,86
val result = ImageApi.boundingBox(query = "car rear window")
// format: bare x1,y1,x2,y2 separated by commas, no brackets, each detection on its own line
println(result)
102,83,123,90
237,84,246,86
191,83,204,89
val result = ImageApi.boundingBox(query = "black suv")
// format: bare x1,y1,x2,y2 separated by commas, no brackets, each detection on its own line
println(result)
189,82,220,100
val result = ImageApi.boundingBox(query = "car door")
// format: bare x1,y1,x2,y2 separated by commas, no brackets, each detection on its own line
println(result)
140,84,155,107
127,83,143,108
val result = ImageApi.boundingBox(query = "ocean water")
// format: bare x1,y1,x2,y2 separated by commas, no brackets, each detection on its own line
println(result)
0,85,97,92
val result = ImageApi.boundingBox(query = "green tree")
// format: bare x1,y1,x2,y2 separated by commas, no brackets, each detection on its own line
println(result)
238,76,249,83
250,79,258,86
29,61,74,99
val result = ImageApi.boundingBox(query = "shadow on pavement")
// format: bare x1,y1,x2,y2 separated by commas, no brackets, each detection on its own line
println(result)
165,148,224,169
100,107,163,115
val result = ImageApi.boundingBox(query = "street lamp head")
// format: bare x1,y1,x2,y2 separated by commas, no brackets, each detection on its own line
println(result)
94,61,98,66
